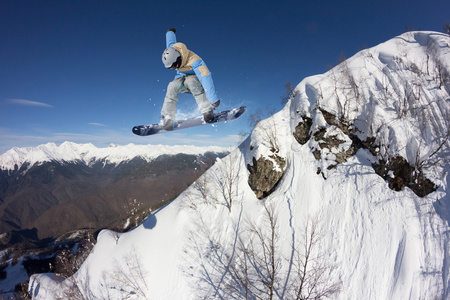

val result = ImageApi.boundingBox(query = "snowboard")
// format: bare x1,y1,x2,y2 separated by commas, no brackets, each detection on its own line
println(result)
132,106,247,136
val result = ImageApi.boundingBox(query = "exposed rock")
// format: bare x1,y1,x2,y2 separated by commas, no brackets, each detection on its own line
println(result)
334,148,355,164
293,116,313,145
319,108,337,126
373,155,436,197
293,108,436,197
247,154,286,199
319,108,352,135
312,149,321,160
314,127,345,149
311,126,355,171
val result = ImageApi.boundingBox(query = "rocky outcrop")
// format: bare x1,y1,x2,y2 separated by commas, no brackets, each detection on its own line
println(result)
293,116,312,145
372,154,436,197
247,154,286,199
293,109,436,197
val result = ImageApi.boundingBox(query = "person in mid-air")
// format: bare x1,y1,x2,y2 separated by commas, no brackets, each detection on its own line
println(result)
161,28,220,131
161,28,220,130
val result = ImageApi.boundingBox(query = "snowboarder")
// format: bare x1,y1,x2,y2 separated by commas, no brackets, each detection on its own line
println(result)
161,28,220,130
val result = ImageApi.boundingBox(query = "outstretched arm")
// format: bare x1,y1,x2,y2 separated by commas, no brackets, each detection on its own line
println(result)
166,28,177,48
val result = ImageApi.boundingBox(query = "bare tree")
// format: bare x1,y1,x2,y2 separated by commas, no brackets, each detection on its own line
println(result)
217,203,282,300
425,35,450,89
247,106,281,153
248,109,264,129
107,247,149,299
225,235,252,299
435,60,450,89
337,55,361,119
252,109,281,154
404,24,419,32
244,203,282,300
188,201,342,300
281,81,298,105
58,246,150,299
443,22,450,35
184,171,216,211
414,108,450,172
288,216,341,300
184,154,242,214
212,155,241,213
61,275,95,300
224,206,341,300
329,68,343,117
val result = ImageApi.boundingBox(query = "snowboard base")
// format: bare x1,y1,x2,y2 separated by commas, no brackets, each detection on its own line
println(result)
132,106,247,136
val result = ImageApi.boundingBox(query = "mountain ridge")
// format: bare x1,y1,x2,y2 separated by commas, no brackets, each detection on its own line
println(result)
0,143,229,249
0,141,230,172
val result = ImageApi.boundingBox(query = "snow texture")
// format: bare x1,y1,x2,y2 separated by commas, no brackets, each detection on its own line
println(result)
29,31,450,299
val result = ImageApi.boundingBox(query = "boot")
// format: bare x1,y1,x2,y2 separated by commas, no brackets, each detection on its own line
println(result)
162,117,175,131
203,110,214,123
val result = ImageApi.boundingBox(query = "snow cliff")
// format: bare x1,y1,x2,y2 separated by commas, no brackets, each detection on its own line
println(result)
29,31,450,299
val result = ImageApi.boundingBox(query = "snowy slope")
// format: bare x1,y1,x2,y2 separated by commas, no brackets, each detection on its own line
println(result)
29,31,450,299
0,141,229,171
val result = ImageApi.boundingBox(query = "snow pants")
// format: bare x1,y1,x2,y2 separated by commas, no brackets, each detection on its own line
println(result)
161,75,214,120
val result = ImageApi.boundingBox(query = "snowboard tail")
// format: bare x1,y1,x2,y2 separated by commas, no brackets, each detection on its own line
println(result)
132,106,247,136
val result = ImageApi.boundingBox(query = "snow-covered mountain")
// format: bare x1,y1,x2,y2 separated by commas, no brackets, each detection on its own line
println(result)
29,31,449,299
0,141,229,172
0,142,229,249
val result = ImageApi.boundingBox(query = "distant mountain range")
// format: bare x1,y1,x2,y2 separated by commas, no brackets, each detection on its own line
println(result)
0,142,229,248
0,141,228,172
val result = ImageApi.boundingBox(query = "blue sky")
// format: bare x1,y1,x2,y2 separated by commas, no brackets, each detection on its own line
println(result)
1,0,449,153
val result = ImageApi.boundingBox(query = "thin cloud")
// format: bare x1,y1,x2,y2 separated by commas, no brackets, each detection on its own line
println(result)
193,134,212,138
0,127,242,154
88,122,106,127
7,99,54,108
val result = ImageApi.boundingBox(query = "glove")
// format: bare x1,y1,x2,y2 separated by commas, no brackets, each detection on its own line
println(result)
167,28,176,33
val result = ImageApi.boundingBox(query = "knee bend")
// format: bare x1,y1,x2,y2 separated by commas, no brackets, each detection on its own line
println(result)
167,81,181,92
184,77,204,96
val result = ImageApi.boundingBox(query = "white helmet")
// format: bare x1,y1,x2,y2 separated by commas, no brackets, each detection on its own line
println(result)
162,47,181,69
